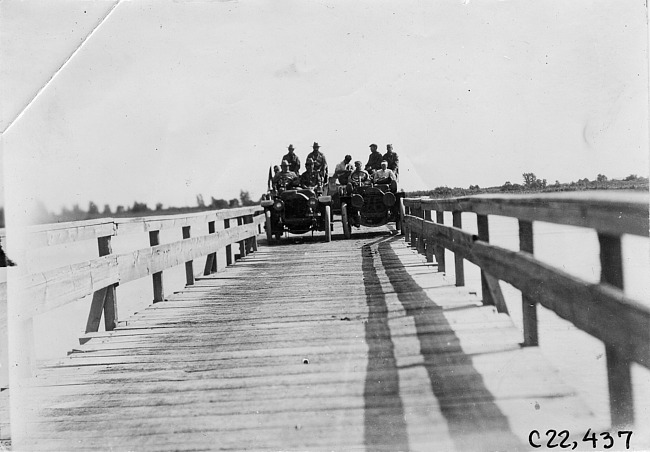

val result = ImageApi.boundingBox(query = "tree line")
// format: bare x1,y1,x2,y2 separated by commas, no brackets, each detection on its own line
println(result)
11,190,261,226
407,173,649,199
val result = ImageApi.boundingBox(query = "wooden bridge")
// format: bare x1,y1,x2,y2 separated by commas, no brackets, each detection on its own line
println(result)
1,192,649,451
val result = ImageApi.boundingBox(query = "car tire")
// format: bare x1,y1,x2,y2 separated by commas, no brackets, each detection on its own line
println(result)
324,205,332,242
341,203,351,239
398,198,405,235
265,210,273,242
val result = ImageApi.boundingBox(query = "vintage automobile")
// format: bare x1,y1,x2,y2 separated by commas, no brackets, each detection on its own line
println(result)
338,179,404,238
261,172,332,242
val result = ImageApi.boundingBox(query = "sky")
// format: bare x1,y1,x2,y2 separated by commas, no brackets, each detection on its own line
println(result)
1,0,648,221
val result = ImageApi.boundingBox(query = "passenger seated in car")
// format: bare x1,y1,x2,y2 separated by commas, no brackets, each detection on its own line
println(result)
334,155,354,185
273,160,298,191
372,161,396,185
349,161,370,187
300,158,322,189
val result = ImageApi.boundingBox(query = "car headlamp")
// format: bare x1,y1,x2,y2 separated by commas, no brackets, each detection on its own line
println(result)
273,200,284,211
308,197,318,209
382,192,396,207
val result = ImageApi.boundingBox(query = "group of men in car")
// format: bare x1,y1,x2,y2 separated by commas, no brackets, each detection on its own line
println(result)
272,142,399,191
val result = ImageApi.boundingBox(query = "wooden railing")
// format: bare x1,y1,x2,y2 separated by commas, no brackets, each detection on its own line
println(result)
10,206,265,373
0,229,7,390
402,191,649,428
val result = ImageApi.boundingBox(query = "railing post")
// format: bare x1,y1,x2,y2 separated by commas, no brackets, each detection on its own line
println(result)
183,226,195,285
85,235,118,333
452,211,464,286
435,211,446,272
237,216,246,259
224,218,233,266
599,233,633,427
424,210,434,263
519,220,538,347
203,221,217,276
403,204,411,242
246,214,257,252
477,214,508,313
416,207,425,255
149,231,164,303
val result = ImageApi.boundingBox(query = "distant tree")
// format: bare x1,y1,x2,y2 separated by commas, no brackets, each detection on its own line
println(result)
116,205,125,214
72,204,83,215
210,197,229,210
240,190,255,206
131,201,148,213
596,174,608,182
229,198,240,208
196,194,206,208
155,203,163,211
102,204,112,215
0,207,4,228
522,173,537,187
623,174,638,181
87,201,99,215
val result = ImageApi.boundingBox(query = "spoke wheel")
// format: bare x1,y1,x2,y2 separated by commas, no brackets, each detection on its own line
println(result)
341,203,351,239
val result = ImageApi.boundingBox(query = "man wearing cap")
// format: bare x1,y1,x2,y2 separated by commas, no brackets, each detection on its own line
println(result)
364,144,383,174
282,144,301,174
306,142,328,181
300,158,322,188
383,144,399,179
349,160,370,187
273,160,298,191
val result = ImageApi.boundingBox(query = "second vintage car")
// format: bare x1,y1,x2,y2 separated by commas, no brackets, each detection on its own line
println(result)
337,179,404,238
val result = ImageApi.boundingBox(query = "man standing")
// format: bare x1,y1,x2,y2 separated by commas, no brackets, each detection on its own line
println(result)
282,144,301,174
383,144,399,179
364,144,383,174
307,142,328,181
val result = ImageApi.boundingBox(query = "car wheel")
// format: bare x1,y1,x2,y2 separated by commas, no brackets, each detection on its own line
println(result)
265,210,273,242
324,205,332,242
341,203,351,239
398,198,405,235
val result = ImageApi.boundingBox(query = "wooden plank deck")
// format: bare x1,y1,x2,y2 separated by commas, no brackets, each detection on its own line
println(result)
14,227,605,451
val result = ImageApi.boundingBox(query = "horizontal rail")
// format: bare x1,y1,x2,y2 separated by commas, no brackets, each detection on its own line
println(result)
404,192,649,237
17,212,264,319
24,206,262,248
406,216,650,368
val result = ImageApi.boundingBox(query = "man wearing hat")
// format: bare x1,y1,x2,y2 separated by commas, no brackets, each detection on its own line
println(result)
364,143,383,174
273,160,298,191
383,144,399,180
282,144,301,174
300,158,322,188
306,142,328,181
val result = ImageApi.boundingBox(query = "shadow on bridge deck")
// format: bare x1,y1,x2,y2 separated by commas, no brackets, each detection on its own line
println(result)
362,236,524,451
